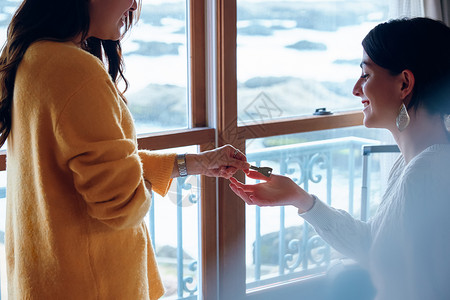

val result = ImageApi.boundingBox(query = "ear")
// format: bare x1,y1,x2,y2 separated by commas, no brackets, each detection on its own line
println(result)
400,69,415,100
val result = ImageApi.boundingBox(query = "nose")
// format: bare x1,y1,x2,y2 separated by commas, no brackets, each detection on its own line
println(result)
353,78,363,97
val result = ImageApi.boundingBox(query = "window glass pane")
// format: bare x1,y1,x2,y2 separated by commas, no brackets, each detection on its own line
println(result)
123,0,189,133
0,0,189,137
0,1,21,152
245,127,395,290
0,0,19,41
0,171,5,300
147,146,200,300
236,0,389,123
0,1,19,297
362,148,399,219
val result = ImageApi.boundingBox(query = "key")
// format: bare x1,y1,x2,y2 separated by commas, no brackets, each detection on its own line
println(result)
249,165,272,177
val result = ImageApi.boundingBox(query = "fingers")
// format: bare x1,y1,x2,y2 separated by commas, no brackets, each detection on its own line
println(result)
226,145,251,170
229,176,241,186
202,145,250,172
246,170,271,181
205,166,237,179
229,176,258,193
229,181,268,206
229,156,250,170
229,182,255,205
232,148,246,161
220,166,237,179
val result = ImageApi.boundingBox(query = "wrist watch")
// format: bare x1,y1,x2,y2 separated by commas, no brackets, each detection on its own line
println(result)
176,154,188,177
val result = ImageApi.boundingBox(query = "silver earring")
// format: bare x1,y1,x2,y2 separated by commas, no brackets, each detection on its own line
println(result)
444,114,450,132
396,103,410,132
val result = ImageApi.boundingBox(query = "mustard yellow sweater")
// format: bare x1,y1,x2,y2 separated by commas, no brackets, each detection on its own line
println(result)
6,41,175,299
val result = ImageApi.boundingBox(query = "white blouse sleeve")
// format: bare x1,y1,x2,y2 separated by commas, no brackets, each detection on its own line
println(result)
300,197,372,263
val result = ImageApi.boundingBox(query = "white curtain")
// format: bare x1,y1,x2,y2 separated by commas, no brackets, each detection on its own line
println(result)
389,0,445,20
389,0,425,18
424,0,443,20
442,0,450,26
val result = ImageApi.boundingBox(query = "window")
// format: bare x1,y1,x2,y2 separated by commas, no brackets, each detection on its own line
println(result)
0,0,424,299
123,0,189,133
217,1,418,299
244,127,394,291
0,1,20,297
146,146,201,299
0,1,212,299
236,0,389,123
0,170,5,300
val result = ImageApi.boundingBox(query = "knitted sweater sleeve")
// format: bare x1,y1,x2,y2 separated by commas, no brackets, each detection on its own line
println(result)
138,150,175,197
55,74,152,230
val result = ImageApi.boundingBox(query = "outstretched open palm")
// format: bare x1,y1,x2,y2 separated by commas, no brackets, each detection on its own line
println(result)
229,170,314,212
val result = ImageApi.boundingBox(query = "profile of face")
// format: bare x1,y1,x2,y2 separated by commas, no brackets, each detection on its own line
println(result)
353,50,412,131
88,0,137,40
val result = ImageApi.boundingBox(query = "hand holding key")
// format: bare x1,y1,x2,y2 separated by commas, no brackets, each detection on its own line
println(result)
231,149,272,177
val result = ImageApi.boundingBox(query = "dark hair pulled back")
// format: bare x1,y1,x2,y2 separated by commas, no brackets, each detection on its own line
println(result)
362,17,450,118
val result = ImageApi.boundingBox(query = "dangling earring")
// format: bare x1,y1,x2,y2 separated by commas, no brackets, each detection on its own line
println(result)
444,114,450,132
396,102,410,132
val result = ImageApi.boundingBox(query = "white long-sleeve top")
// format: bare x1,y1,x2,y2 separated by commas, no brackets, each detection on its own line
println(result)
302,144,450,300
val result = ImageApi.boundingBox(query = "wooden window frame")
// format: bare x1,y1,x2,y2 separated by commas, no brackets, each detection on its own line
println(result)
215,1,363,299
0,0,363,299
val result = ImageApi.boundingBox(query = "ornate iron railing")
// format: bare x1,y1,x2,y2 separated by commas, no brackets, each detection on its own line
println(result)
245,136,378,289
148,176,200,300
0,136,380,300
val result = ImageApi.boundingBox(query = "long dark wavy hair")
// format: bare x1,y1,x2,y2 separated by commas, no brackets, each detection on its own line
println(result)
0,0,141,147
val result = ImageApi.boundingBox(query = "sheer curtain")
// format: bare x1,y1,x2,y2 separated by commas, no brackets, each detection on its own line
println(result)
389,0,447,20
389,0,425,18
443,1,450,25
424,0,444,20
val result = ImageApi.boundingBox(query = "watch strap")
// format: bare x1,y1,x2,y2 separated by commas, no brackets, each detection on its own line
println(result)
176,154,188,177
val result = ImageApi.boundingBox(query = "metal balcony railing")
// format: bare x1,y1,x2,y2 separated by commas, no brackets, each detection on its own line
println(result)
0,136,382,300
245,136,379,289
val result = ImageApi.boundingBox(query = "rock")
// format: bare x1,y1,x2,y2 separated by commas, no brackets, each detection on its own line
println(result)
129,41,182,56
127,83,186,128
238,24,273,36
286,40,327,51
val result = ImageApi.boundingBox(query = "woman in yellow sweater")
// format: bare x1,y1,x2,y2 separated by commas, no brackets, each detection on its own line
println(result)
0,0,249,299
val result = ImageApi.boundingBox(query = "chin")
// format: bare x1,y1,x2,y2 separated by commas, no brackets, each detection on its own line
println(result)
105,34,121,41
363,116,377,129
91,31,122,42
362,114,371,128
363,119,387,130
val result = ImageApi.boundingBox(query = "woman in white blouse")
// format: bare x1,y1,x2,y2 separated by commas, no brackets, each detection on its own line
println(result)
230,17,450,300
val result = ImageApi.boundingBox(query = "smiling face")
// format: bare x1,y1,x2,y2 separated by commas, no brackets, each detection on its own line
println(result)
88,0,137,41
353,50,409,131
